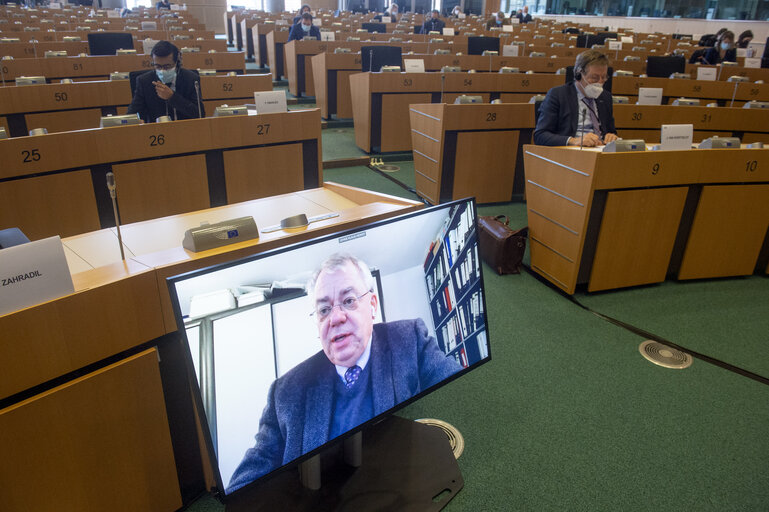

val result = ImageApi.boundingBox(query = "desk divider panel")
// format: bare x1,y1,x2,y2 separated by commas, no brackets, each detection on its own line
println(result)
453,130,518,203
112,154,211,224
25,108,104,134
222,143,304,203
380,93,431,152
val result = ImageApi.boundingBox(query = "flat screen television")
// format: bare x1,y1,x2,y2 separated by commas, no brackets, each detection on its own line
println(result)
467,36,500,55
645,55,686,78
167,198,491,506
360,45,402,71
361,21,387,33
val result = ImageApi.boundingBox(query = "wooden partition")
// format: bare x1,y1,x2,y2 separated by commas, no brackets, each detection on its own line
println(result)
523,145,769,294
0,109,323,240
409,102,534,203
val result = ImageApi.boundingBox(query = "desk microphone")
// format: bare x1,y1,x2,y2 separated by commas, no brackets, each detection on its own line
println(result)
579,106,587,150
369,49,373,72
194,79,202,118
106,172,126,261
441,73,445,103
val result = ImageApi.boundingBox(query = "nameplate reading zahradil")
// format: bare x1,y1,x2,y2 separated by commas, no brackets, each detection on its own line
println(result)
0,236,74,317
253,90,288,114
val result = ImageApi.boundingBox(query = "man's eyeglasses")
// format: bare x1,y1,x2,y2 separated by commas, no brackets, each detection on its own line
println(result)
311,291,371,321
586,74,608,83
153,63,176,71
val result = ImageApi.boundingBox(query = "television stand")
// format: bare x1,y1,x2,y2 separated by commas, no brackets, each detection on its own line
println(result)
225,415,464,511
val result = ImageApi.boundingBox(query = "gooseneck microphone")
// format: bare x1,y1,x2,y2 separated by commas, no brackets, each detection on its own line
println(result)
441,72,445,103
194,79,202,118
579,106,587,150
106,172,126,261
369,49,374,73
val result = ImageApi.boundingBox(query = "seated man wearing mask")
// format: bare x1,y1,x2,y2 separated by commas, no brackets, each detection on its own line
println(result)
127,40,204,123
288,12,321,41
485,11,509,29
534,49,618,147
422,10,445,33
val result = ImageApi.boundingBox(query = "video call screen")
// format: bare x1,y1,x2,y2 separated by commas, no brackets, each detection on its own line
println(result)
167,198,491,497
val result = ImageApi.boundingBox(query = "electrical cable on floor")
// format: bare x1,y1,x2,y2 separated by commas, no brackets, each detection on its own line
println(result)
519,263,769,387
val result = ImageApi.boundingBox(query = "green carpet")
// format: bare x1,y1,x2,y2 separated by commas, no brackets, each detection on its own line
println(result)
573,277,769,379
323,165,419,201
322,127,369,161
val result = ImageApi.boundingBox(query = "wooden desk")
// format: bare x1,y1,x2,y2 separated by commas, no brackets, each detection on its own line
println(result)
523,145,769,294
0,52,246,84
0,183,421,512
409,102,534,203
0,74,273,136
0,110,322,240
613,104,769,143
350,71,562,153
612,76,769,106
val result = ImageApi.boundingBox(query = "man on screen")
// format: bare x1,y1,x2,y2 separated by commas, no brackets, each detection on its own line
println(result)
227,253,461,493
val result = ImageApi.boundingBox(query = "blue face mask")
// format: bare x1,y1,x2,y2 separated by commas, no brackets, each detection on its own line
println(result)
156,67,177,83
302,23,311,32
720,42,731,51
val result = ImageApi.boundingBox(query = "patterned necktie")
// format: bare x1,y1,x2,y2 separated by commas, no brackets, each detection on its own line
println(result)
344,365,362,389
582,97,601,134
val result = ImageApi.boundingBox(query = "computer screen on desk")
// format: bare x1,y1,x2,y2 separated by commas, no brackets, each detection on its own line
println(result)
468,36,500,55
646,55,686,78
167,198,492,502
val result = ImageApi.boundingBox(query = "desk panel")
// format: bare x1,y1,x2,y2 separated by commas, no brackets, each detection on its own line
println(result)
0,349,181,512
113,154,210,224
25,107,103,134
223,143,304,202
454,130,518,203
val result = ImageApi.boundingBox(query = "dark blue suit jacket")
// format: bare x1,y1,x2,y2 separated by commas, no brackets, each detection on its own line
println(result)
533,81,616,146
288,23,321,42
126,68,204,123
226,318,461,493
422,18,445,33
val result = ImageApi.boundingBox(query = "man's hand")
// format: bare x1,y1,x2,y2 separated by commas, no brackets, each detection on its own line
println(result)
568,132,602,147
603,133,619,144
152,81,174,100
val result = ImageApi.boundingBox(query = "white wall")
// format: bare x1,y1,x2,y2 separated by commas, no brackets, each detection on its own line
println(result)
380,264,435,334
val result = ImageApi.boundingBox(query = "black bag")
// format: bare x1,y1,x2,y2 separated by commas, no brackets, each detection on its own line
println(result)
477,216,528,275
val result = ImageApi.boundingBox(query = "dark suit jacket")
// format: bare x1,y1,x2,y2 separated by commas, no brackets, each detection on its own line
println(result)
422,18,445,34
226,318,462,493
126,68,204,123
517,12,532,23
533,81,616,146
288,23,321,42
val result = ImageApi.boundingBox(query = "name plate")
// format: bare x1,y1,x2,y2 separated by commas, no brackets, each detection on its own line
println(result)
696,67,717,81
637,87,663,105
744,57,761,69
404,58,425,73
0,236,74,317
502,24,514,32
502,44,519,57
381,16,391,23
320,31,335,41
254,90,287,113
608,41,622,50
443,27,454,36
661,124,693,151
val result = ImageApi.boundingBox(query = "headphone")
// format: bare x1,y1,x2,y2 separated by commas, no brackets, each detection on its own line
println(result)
574,66,584,81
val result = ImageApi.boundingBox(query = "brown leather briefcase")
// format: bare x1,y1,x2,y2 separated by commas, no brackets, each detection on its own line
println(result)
477,215,528,275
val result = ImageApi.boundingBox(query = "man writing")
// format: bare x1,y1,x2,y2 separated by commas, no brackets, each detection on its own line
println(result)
288,12,321,41
126,40,204,123
226,253,461,493
534,49,618,147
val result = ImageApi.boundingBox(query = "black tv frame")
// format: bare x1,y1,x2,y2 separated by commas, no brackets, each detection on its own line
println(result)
467,36,500,55
360,45,402,71
166,198,492,506
645,55,686,77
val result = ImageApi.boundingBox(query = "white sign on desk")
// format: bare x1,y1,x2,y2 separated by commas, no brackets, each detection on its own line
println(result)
254,90,287,113
608,41,622,50
0,236,74,317
744,57,761,69
443,27,454,36
381,16,391,23
637,87,663,105
320,31,335,41
697,67,717,81
661,124,693,151
621,36,634,43
502,24,514,32
107,9,120,18
458,13,466,19
404,58,425,73
502,44,519,57
312,18,322,26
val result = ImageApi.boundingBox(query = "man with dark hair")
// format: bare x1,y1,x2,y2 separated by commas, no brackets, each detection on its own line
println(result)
126,40,204,123
288,12,321,41
534,49,618,147
422,9,445,33
226,253,461,493
156,0,171,10
292,4,312,24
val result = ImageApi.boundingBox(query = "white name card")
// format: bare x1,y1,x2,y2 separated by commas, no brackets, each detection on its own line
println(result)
608,41,622,50
510,17,519,24
621,36,634,43
275,19,288,25
502,24,513,32
49,1,61,7
696,67,717,81
744,57,761,69
381,16,391,23
661,124,693,151
320,31,335,41
458,13,466,19
0,236,74,317
637,87,663,105
404,58,425,73
736,48,747,58
253,90,287,113
107,9,120,18
502,44,519,56
312,18,322,26
443,27,454,36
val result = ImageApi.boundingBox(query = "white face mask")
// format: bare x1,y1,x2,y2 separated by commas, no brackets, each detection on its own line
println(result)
583,81,603,99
